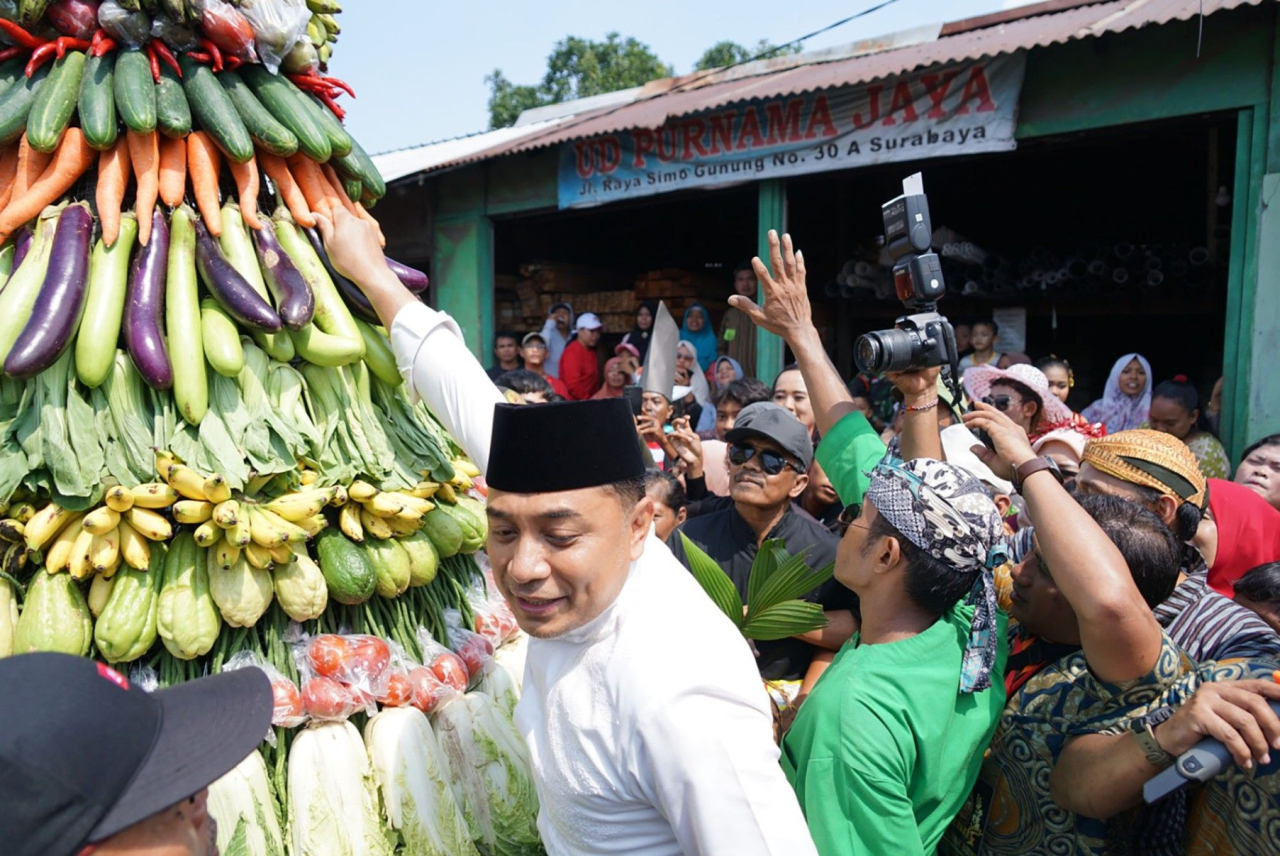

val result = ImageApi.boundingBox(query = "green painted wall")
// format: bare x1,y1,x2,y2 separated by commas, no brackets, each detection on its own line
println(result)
756,179,787,385
433,212,493,358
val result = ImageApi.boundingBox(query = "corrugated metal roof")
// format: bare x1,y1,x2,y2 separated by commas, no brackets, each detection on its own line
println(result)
371,117,574,184
422,0,1268,174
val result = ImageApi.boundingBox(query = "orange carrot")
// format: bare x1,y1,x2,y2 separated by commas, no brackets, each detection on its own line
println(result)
187,131,223,236
259,151,315,228
0,129,96,245
11,135,52,206
227,153,262,230
158,134,186,208
0,144,20,213
95,138,131,248
286,154,333,219
127,129,159,246
320,163,359,217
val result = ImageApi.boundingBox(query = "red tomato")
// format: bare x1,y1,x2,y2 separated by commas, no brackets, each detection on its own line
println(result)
454,634,493,677
302,677,352,720
407,667,445,713
308,635,350,677
349,636,391,679
473,613,503,645
271,680,303,724
431,652,469,691
379,671,412,707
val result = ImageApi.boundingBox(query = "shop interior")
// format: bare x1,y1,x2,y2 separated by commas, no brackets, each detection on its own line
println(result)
492,113,1235,411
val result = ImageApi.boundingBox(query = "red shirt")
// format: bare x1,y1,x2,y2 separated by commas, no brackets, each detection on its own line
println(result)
546,375,570,399
1206,478,1280,597
559,339,601,400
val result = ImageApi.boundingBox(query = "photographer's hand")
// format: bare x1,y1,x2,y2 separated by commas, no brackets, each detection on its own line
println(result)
961,402,1034,480
888,366,943,461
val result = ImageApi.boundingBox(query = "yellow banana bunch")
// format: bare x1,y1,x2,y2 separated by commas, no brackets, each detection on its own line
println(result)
104,486,134,513
118,519,150,570
25,503,77,551
131,483,179,509
265,488,333,522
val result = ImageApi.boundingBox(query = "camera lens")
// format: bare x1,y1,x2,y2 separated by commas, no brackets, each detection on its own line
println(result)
855,329,919,374
854,334,884,374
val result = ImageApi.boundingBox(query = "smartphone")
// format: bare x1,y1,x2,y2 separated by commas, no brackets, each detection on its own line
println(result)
624,385,644,417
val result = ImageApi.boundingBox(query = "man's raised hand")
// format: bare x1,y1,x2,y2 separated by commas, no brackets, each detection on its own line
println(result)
731,230,814,342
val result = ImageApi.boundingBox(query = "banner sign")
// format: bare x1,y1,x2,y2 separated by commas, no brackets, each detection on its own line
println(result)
558,53,1026,209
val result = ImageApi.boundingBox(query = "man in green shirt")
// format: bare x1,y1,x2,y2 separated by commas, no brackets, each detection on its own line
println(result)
737,231,1009,854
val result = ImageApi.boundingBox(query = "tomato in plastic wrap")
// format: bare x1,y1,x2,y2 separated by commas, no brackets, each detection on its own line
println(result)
407,667,446,713
350,636,391,679
430,652,469,691
378,671,412,707
270,680,303,725
302,676,354,720
453,633,494,678
307,634,349,677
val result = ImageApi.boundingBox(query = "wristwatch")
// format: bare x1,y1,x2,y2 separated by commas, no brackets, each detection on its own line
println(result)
1131,718,1175,769
1012,456,1063,493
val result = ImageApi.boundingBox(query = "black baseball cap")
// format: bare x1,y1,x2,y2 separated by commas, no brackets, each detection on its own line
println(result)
725,402,814,470
0,653,272,856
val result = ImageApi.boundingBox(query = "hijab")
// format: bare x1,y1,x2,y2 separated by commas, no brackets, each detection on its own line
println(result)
622,301,657,363
681,303,718,371
591,357,627,399
1082,353,1153,433
712,356,744,391
677,340,713,406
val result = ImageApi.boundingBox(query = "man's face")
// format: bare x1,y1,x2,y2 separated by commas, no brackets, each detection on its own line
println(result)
521,340,546,369
715,400,743,441
96,790,217,856
834,500,879,592
988,381,1036,434
728,437,807,510
1075,462,1176,528
685,308,706,333
487,487,653,637
734,269,757,297
805,459,839,508
954,324,972,353
552,307,570,330
641,392,672,423
578,327,601,349
1007,536,1080,644
1037,440,1081,488
494,337,518,365
1236,444,1280,511
971,324,995,353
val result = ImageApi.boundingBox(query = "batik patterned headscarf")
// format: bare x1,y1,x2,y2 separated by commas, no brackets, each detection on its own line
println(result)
866,455,1009,693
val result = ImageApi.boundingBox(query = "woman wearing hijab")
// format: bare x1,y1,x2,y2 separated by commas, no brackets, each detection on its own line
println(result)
1082,353,1152,433
681,303,718,372
621,302,657,363
699,356,744,433
591,357,629,400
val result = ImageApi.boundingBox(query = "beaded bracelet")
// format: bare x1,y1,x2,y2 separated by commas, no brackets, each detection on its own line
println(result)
904,398,939,413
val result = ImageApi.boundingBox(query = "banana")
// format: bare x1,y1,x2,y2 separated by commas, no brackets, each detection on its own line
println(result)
193,520,222,548
306,0,343,15
435,483,458,504
244,541,272,570
214,541,241,571
154,448,182,478
338,502,363,542
0,519,24,543
104,485,135,513
409,481,439,500
268,543,294,565
265,489,332,522
126,507,173,542
316,12,340,34
249,506,308,547
348,480,377,502
390,504,424,524
25,503,75,551
203,475,232,504
387,514,421,537
299,469,318,486
449,473,474,491
173,500,215,525
298,514,328,538
397,494,436,516
88,573,115,617
44,514,85,574
82,506,122,536
363,491,404,518
452,459,482,478
90,528,120,575
131,482,179,508
8,502,36,523
228,516,252,548
165,464,210,501
69,529,96,580
361,507,393,540
118,519,151,570
213,499,241,529
329,484,347,507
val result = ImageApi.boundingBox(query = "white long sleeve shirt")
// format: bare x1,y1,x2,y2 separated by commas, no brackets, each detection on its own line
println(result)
539,315,572,379
390,302,817,856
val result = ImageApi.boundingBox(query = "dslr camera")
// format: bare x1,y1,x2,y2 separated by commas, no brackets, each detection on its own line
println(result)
853,174,959,376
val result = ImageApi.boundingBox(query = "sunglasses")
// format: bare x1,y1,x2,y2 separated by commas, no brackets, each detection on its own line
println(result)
728,444,800,476
837,503,871,537
983,394,1014,412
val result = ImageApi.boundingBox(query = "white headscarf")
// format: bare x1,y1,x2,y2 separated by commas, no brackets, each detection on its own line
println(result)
677,340,713,406
1082,353,1153,433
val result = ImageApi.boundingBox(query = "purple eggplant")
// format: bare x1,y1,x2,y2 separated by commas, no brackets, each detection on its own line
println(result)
192,217,282,332
123,209,172,389
303,226,377,323
254,223,315,330
8,227,34,278
4,204,93,379
385,256,429,293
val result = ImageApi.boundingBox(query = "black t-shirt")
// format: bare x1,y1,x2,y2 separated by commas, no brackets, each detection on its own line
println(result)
667,504,853,681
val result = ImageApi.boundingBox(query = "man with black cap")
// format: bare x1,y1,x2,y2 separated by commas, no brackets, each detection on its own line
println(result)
666,400,856,690
0,652,271,856
317,207,817,855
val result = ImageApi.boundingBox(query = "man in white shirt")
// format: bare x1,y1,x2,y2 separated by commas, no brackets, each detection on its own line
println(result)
539,301,575,378
317,208,816,856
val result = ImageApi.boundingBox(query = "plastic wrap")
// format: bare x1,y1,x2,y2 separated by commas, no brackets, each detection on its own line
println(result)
223,651,306,728
151,13,199,51
47,0,98,39
96,0,151,47
414,626,471,693
443,607,495,682
238,0,308,74
200,0,257,61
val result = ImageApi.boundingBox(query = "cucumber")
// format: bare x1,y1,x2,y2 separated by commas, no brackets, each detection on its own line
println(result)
78,53,118,151
315,529,376,605
155,64,192,139
295,88,351,158
178,55,253,163
0,57,26,98
342,176,361,202
0,63,51,146
114,49,156,133
238,64,330,163
218,69,297,157
334,134,385,199
27,50,86,153
199,299,245,377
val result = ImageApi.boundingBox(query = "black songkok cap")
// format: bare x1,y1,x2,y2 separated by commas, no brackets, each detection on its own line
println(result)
487,398,646,493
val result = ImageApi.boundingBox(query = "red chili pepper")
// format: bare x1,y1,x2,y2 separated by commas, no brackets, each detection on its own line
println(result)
197,37,222,73
316,91,345,121
144,42,160,81
90,29,102,51
25,42,57,77
91,36,118,58
0,46,25,62
54,37,90,60
0,19,45,50
151,40,181,77
322,76,355,99
223,55,243,72
187,50,211,64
